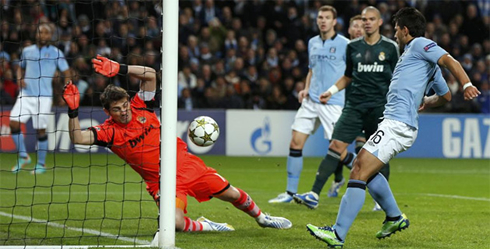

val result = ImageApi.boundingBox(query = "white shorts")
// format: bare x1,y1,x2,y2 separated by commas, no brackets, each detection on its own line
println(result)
10,96,53,129
363,119,418,164
291,97,343,140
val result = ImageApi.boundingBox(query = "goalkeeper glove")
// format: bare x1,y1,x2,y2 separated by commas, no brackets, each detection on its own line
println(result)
92,55,125,77
62,81,80,118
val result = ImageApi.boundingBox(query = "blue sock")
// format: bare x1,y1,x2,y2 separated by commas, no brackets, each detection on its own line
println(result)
286,149,303,194
12,132,28,158
37,136,48,166
367,173,401,218
333,180,366,241
342,152,357,169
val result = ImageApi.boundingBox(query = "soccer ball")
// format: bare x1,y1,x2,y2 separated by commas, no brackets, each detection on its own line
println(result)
188,116,220,147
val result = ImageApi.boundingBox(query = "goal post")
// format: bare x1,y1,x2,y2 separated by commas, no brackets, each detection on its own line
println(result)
159,0,178,248
0,0,177,248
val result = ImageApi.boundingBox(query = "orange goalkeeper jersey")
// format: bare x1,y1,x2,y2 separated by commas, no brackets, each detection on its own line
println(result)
89,94,208,188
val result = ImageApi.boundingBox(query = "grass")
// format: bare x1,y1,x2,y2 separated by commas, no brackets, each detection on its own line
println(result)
0,153,489,248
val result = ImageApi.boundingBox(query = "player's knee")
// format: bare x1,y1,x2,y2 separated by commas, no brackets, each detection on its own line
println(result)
175,214,185,232
10,124,21,134
11,128,21,134
175,218,185,232
289,133,306,149
328,141,345,154
350,159,363,179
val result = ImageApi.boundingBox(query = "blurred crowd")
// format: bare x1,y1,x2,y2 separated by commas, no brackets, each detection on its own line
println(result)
0,0,488,113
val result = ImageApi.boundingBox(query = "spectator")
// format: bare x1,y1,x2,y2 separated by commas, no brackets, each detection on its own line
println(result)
178,87,196,110
178,65,197,90
477,82,490,114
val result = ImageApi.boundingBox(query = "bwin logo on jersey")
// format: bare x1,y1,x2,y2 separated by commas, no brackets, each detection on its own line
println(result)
250,117,272,155
357,62,384,72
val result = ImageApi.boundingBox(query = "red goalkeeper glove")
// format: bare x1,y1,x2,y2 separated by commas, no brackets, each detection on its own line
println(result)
92,55,121,77
62,81,80,118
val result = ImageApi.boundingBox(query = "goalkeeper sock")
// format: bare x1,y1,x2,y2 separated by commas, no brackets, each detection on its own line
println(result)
232,188,261,218
12,132,28,159
286,148,302,194
183,217,204,232
37,136,48,166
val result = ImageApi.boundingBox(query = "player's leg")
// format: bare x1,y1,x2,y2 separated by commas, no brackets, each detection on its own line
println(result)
307,120,415,245
217,185,292,229
355,134,366,154
313,139,349,197
31,97,52,174
32,129,47,174
9,98,32,173
294,105,357,208
306,150,384,246
365,107,389,210
270,99,317,203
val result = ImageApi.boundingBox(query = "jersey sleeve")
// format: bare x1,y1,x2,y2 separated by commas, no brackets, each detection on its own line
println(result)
307,39,312,69
131,93,148,108
390,43,400,71
56,49,70,72
88,123,114,147
414,38,447,64
344,43,353,77
425,66,449,96
20,49,26,69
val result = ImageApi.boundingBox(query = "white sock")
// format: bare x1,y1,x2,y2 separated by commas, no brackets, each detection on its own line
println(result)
255,213,266,224
201,221,212,231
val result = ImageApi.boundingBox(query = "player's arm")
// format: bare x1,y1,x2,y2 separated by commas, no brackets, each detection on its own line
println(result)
437,54,480,100
62,69,71,86
92,55,157,100
419,91,451,111
319,76,352,104
419,68,451,111
127,65,156,93
299,68,312,103
16,63,25,88
62,81,94,145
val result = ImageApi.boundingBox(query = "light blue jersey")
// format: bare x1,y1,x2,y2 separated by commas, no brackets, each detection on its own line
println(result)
308,34,349,106
384,37,448,129
20,44,69,97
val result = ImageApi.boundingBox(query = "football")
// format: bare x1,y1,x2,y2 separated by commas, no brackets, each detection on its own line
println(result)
188,116,220,147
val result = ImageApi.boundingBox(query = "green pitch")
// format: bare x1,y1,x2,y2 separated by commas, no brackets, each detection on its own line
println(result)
1,153,489,248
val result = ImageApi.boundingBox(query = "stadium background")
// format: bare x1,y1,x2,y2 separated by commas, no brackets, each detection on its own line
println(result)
0,1,488,248
0,0,488,159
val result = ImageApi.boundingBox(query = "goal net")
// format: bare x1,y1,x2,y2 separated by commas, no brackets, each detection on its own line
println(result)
0,0,163,247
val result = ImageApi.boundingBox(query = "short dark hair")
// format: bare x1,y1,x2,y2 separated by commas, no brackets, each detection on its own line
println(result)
100,84,130,110
392,7,426,37
319,5,337,19
349,15,362,26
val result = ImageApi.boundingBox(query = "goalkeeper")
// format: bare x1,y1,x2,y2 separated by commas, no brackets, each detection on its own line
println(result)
62,55,292,232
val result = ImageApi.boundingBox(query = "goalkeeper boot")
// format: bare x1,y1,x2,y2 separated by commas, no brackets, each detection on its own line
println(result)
197,216,235,232
306,224,344,248
31,164,46,175
268,192,293,203
256,213,292,229
11,156,31,174
327,178,345,198
293,191,319,209
376,213,409,239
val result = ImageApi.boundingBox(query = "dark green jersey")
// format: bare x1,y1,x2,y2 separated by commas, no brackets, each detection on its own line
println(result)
344,35,399,107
